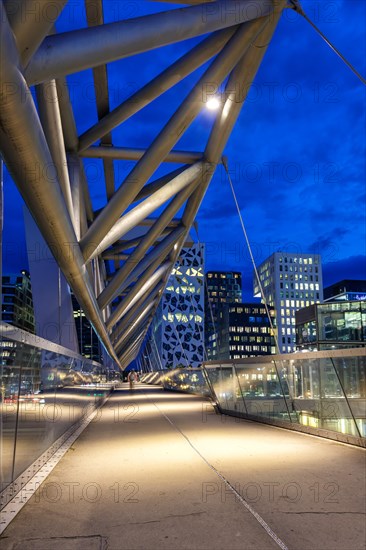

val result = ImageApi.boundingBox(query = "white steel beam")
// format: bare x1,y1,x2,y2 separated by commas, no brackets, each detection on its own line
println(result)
85,162,203,262
0,3,118,363
80,147,203,164
78,27,236,150
79,17,269,261
101,226,185,312
25,0,273,84
4,0,67,66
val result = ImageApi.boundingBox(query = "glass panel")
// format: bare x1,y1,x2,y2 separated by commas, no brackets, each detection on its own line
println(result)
160,368,210,397
234,362,292,422
329,355,366,437
203,351,366,442
0,336,111,490
0,338,26,488
205,365,241,412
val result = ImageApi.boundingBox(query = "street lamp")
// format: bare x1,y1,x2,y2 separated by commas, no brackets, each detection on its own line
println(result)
206,96,221,111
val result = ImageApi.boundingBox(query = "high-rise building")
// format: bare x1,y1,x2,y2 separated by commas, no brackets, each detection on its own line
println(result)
205,271,242,359
2,270,35,334
71,293,103,362
154,243,205,369
215,303,275,360
205,271,242,304
253,252,323,353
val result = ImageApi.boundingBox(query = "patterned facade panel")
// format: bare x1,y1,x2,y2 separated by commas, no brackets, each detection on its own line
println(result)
160,244,205,368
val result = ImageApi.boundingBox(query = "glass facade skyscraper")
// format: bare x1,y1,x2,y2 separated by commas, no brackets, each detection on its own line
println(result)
2,270,35,334
205,271,242,359
216,303,275,359
71,293,103,362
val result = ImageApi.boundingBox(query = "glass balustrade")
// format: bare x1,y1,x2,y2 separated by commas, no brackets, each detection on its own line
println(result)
141,349,366,445
1,325,116,492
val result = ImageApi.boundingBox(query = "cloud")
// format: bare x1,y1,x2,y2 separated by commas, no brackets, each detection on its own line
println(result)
323,255,366,286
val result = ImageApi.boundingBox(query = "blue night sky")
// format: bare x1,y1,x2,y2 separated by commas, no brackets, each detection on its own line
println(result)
2,0,366,301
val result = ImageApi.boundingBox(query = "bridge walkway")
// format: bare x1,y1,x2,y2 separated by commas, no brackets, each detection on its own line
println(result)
1,384,365,550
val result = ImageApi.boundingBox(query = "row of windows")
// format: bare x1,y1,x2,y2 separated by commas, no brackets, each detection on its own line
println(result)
230,336,271,344
208,291,241,297
3,311,34,321
279,294,319,302
230,327,270,336
207,273,241,279
280,327,296,335
279,317,296,326
229,324,270,333
280,273,318,282
280,282,320,291
207,281,241,292
3,295,33,307
279,296,319,307
230,336,271,342
231,345,270,353
282,336,296,344
278,256,318,265
279,265,319,273
229,307,267,315
207,297,235,304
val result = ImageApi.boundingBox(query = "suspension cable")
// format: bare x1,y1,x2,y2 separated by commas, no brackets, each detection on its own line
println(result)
289,0,366,86
222,157,298,422
222,157,280,355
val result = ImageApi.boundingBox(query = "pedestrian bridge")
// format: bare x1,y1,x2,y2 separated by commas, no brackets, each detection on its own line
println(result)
1,0,365,546
1,327,365,548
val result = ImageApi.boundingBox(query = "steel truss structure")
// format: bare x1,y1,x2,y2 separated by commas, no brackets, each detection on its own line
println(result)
0,0,290,368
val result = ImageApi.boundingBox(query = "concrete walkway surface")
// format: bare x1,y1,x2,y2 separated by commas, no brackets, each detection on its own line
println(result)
1,384,365,550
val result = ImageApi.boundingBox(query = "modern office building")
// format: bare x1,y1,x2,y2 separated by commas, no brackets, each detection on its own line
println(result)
205,271,242,359
2,270,35,334
216,303,275,359
254,252,323,353
324,280,366,302
71,293,103,363
205,271,242,304
296,300,366,351
151,243,205,369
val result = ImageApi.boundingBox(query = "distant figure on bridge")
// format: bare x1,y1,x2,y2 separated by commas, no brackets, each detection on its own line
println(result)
128,370,138,390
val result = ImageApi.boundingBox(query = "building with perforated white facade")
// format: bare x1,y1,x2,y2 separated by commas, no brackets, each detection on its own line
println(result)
152,243,205,369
